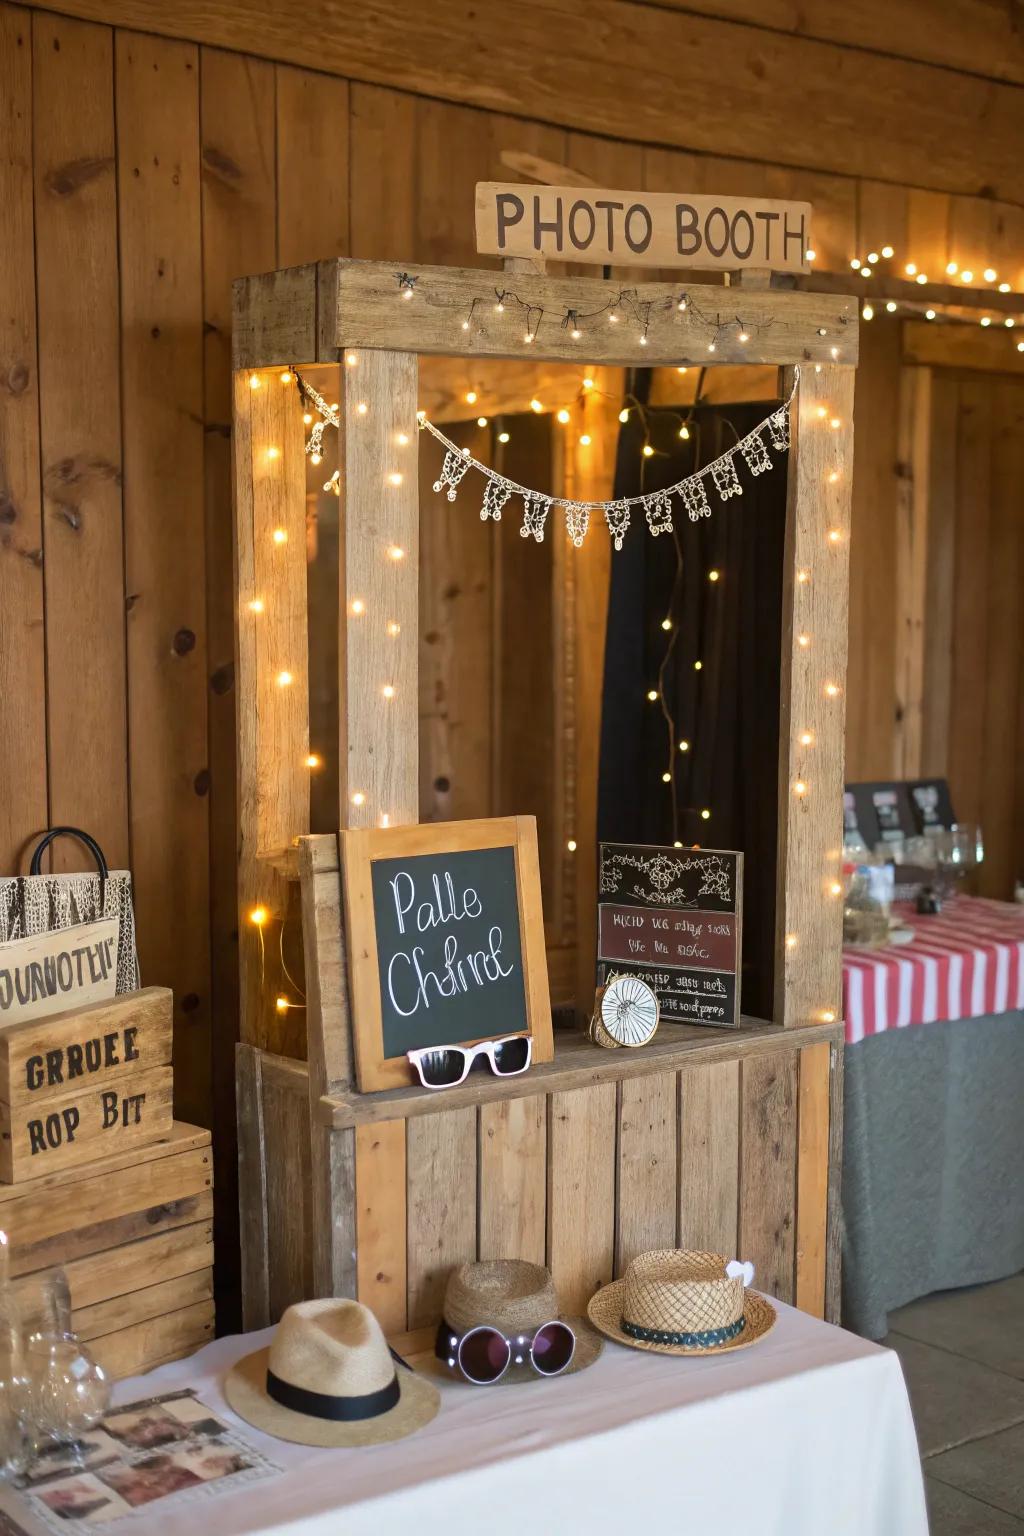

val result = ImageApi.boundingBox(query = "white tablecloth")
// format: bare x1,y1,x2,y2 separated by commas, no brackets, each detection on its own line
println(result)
3,1301,927,1536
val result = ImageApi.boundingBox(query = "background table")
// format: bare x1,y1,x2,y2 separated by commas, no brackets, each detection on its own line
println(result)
842,896,1024,1339
2,1302,926,1536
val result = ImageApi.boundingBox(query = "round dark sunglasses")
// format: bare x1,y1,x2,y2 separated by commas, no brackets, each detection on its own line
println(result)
435,1319,576,1384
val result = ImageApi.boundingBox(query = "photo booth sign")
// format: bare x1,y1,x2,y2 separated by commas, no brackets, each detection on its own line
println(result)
475,183,812,273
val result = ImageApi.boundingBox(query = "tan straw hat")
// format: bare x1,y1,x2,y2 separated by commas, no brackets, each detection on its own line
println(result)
588,1250,776,1357
225,1298,439,1446
427,1259,602,1386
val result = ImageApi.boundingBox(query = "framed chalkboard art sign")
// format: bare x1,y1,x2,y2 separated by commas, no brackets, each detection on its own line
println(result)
341,816,553,1091
597,843,743,1028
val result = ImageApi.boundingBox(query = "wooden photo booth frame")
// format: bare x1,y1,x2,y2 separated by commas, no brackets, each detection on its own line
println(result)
231,252,856,1338
342,816,553,1091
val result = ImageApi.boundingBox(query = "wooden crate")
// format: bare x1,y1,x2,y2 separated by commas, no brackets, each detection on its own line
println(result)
0,989,174,1183
2,1121,214,1379
237,836,844,1332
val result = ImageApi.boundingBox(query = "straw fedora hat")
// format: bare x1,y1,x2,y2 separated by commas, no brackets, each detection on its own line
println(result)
428,1259,603,1386
588,1250,776,1357
225,1298,440,1446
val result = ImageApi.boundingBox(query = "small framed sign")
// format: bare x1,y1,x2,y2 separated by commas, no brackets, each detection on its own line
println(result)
597,843,743,1028
341,816,553,1092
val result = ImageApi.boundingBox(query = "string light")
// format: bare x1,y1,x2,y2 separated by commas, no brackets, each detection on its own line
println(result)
303,412,313,426
642,444,654,458
276,996,291,1012
904,262,917,276
382,684,395,699
477,416,488,427
862,304,874,320
915,273,928,285
388,471,403,485
249,906,267,926
881,245,894,259
277,670,293,687
272,528,287,545
351,791,365,807
678,740,690,752
530,398,543,413
351,599,365,616
961,270,974,283
380,813,390,828
661,617,673,631
498,431,510,443
885,301,897,313
824,681,840,697
799,731,814,747
829,881,843,897
828,528,842,542
700,809,711,820
567,839,577,852
387,620,401,636
694,659,703,671
266,445,280,461
999,282,1011,293
248,599,264,614
248,373,260,390
305,754,321,769
805,249,816,262
582,377,595,390
797,569,810,583
851,258,861,270
662,772,671,784
867,251,879,264
821,1010,837,1024
579,433,592,447
465,391,477,405
925,309,936,320
798,633,810,647
397,431,410,445
557,409,571,424
523,331,534,343
618,408,630,424
388,545,406,560
945,262,958,276
647,689,659,702
785,933,798,949
984,268,997,282
794,780,807,796
980,316,991,328
679,425,690,440
345,353,358,366
310,452,322,467
708,569,720,583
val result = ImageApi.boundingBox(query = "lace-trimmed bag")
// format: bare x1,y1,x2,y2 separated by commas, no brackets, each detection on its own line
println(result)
0,828,140,1021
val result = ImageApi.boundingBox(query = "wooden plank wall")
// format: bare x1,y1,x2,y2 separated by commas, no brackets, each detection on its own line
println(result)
2,0,1022,1325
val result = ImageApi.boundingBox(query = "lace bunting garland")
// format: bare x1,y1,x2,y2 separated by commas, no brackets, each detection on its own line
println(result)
297,367,797,551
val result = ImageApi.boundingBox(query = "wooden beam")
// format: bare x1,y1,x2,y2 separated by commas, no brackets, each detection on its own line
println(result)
23,0,1024,199
774,363,855,1027
904,319,1024,375
894,365,931,779
337,349,419,828
313,260,858,368
233,367,310,1052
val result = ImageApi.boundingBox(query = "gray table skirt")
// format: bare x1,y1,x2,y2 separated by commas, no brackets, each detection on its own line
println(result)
841,1009,1024,1340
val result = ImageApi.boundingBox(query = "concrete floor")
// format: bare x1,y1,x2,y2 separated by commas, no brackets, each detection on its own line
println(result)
885,1272,1024,1533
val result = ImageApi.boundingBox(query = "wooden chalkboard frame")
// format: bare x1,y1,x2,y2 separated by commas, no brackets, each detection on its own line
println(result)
341,816,553,1091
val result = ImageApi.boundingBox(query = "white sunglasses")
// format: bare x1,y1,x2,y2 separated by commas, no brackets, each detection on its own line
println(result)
406,1035,532,1090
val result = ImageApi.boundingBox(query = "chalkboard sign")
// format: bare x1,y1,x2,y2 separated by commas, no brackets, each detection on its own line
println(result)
342,817,554,1091
596,843,743,1028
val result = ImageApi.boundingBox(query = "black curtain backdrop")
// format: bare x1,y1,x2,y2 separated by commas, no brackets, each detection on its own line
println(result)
597,374,786,1020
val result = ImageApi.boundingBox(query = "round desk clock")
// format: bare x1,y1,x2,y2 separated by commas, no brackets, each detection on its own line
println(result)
589,973,660,1049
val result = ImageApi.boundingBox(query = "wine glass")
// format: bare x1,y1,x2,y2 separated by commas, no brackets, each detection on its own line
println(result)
22,1333,110,1471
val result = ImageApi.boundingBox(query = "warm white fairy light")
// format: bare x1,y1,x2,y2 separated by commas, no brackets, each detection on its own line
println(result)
567,839,577,852
915,273,927,285
248,373,260,390
799,731,814,747
824,681,840,697
388,471,404,485
798,633,810,647
678,739,690,752
862,304,874,321
821,1010,837,1024
679,425,690,440
277,670,293,687
661,617,672,631
984,267,997,282
305,753,321,769
351,599,365,615
797,569,810,583
579,433,592,447
249,906,267,926
248,599,264,614
700,808,711,820
647,689,658,702
382,684,395,699
885,301,897,313
582,376,595,390
477,416,488,428
310,451,322,466
961,270,974,283
828,528,842,542
785,933,798,949
465,391,477,405
618,408,629,424
806,249,816,262
999,282,1011,293
351,791,365,807
387,620,401,636
523,331,534,343
829,470,840,483
707,341,716,353
904,262,917,276
1005,319,1015,329
557,409,571,424
794,779,807,796
356,402,368,416
694,659,703,671
498,430,510,443
851,258,862,270
739,331,749,343
609,312,619,324
345,352,358,366
829,881,842,897
881,245,894,259
662,771,671,783
397,431,410,445
926,309,936,320
639,335,648,346
571,327,582,339
388,545,405,560
642,444,654,458
530,398,543,413
273,528,287,545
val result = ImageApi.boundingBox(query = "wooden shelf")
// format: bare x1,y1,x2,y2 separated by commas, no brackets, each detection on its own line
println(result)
317,1016,843,1129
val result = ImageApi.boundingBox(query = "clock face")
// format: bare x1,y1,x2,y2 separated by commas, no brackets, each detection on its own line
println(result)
599,973,660,1047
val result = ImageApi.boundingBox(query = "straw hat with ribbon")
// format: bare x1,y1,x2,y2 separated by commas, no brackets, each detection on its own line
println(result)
430,1259,603,1386
225,1298,439,1446
588,1250,776,1357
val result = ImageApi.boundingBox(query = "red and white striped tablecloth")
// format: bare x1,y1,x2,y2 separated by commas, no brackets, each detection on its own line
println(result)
842,896,1024,1045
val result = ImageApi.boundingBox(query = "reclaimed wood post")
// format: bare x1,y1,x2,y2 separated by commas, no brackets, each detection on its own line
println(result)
233,365,310,1055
